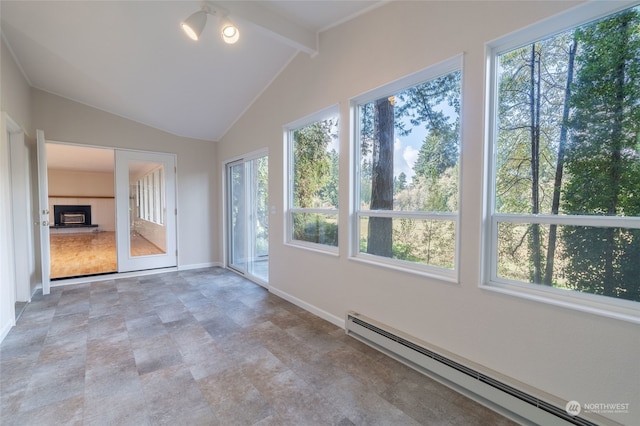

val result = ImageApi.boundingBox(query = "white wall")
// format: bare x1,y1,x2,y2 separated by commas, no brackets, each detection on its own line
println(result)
48,169,114,197
48,169,116,231
0,114,17,340
48,197,115,232
1,36,34,341
32,89,218,270
1,37,33,136
217,1,638,424
10,131,35,301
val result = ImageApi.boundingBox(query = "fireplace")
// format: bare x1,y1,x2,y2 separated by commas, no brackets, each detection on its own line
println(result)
54,205,92,226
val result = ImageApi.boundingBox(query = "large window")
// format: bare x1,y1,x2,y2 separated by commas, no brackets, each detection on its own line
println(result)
286,107,339,249
487,2,640,313
354,57,461,278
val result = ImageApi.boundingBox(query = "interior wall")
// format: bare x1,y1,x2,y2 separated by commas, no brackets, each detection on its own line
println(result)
32,89,218,270
1,114,17,340
217,1,637,424
48,169,114,197
1,37,33,136
1,36,34,341
47,169,116,231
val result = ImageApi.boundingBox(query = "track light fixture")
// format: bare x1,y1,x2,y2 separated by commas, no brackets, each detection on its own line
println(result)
220,19,239,44
181,2,239,44
181,10,208,41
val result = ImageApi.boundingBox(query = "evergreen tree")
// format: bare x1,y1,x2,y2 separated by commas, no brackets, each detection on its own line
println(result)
495,33,575,282
367,96,394,257
394,172,407,195
362,72,461,257
563,9,640,301
293,120,336,208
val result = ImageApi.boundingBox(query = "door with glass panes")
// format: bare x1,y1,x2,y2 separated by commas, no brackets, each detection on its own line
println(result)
227,153,268,284
115,150,177,272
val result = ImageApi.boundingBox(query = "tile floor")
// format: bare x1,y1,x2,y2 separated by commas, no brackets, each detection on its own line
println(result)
0,268,518,425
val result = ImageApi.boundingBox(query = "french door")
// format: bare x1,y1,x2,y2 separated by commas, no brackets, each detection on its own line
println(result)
37,131,177,285
227,152,269,285
36,130,51,294
115,150,177,272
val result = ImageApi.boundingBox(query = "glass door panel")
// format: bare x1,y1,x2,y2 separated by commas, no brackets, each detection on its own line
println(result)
227,154,268,284
247,156,269,281
229,162,245,271
128,161,166,257
116,150,176,273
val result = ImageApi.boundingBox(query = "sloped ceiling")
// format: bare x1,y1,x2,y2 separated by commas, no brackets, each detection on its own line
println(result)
1,0,383,141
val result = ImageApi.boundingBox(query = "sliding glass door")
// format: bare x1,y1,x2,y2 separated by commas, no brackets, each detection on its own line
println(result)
227,153,268,284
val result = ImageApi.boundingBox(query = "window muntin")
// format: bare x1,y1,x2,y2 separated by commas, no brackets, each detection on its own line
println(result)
287,108,339,249
489,4,640,306
354,58,462,277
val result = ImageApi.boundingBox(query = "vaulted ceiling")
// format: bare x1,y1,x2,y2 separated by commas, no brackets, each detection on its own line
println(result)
1,1,383,141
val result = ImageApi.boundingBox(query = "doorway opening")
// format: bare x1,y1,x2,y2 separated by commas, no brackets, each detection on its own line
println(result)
43,142,177,280
46,143,117,279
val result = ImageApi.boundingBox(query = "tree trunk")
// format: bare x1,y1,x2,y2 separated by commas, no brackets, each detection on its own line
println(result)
544,39,577,285
529,44,542,284
603,18,629,297
367,97,394,257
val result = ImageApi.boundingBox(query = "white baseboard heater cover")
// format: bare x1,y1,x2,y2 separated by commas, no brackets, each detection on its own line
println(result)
345,312,598,426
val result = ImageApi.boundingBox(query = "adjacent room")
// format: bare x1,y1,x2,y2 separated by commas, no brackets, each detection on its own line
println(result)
46,144,117,278
1,1,638,425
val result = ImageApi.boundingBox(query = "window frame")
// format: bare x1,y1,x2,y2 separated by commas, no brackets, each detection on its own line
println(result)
351,55,463,281
483,0,640,323
285,105,340,254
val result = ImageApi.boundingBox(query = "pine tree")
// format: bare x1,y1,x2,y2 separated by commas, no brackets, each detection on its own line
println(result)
563,9,640,301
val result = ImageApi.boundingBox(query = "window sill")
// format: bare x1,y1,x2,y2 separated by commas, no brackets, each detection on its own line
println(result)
350,253,459,285
481,281,640,324
285,240,339,257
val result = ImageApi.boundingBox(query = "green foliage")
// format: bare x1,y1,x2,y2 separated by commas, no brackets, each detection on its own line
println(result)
496,37,572,215
293,119,338,209
319,149,339,208
413,129,459,181
396,72,461,137
254,156,269,256
562,8,640,301
293,213,338,246
359,70,461,265
394,172,407,195
395,167,458,213
495,5,640,302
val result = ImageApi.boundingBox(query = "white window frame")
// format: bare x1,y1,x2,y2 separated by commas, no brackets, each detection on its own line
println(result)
351,56,463,281
483,0,640,323
285,105,340,253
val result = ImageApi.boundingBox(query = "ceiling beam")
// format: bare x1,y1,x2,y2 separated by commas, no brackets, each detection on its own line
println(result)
214,1,318,56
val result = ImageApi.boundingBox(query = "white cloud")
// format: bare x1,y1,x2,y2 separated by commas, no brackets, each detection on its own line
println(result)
403,146,418,173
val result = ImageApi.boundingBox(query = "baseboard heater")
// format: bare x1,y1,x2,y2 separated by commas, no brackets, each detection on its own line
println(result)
345,312,597,426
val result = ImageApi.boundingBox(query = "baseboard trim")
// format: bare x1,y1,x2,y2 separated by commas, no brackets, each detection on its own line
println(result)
178,262,222,271
50,267,178,287
268,286,345,329
0,318,14,344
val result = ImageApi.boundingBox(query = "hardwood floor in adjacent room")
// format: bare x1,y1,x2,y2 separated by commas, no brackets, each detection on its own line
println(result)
50,231,164,279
